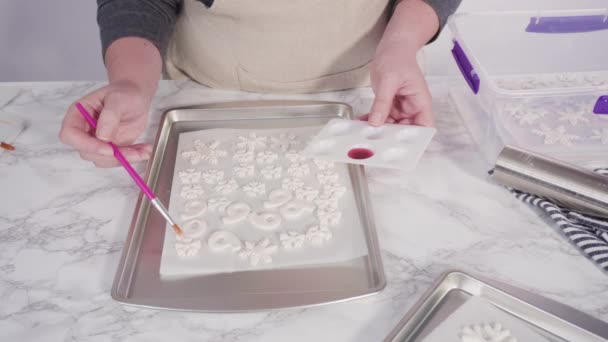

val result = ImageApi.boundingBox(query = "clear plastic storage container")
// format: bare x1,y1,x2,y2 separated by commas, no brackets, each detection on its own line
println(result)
447,10,608,167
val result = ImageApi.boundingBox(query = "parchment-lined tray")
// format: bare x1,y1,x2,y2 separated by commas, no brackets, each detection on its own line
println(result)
384,271,608,342
111,101,386,311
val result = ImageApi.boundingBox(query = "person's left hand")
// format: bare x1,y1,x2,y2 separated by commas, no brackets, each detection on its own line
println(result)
364,42,434,127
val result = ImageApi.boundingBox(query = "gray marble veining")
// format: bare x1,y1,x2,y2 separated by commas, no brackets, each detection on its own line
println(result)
0,80,606,342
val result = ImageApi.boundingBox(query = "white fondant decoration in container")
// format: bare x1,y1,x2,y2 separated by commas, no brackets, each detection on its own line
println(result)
460,323,517,342
317,207,342,227
256,150,278,165
532,124,580,146
302,118,436,171
238,238,279,266
263,189,293,209
249,212,282,231
282,177,305,191
237,133,267,150
233,149,255,164
180,184,205,200
178,169,201,184
180,200,207,220
175,240,202,257
558,110,589,126
313,159,335,171
215,179,240,195
591,129,608,144
279,231,306,250
323,183,347,199
202,169,224,184
243,181,266,198
306,225,333,247
270,133,298,151
287,163,310,178
280,200,315,220
208,230,243,253
182,139,227,165
317,170,339,185
176,235,194,244
234,163,255,178
511,109,547,126
314,193,339,211
260,165,282,180
285,150,307,163
207,197,231,213
182,219,207,238
295,186,319,201
222,202,251,225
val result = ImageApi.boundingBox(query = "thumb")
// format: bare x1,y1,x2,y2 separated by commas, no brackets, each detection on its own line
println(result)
96,103,122,142
369,78,398,127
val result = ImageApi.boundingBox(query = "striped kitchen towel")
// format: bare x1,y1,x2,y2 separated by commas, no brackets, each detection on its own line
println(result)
510,168,608,273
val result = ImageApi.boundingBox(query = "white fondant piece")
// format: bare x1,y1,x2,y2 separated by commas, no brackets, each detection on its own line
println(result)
281,177,305,191
285,150,307,163
208,230,243,253
313,159,335,170
461,323,517,342
323,183,347,199
234,163,255,178
287,163,310,178
236,133,267,150
249,212,282,231
279,231,306,250
180,184,205,200
317,171,339,185
182,219,206,238
182,139,227,165
317,208,342,227
280,200,315,220
238,238,279,266
295,186,319,201
306,225,333,247
175,240,202,257
256,150,278,165
314,194,339,211
207,197,231,213
215,179,239,195
260,165,282,180
532,124,580,146
263,189,293,209
180,200,207,220
243,181,266,198
202,169,224,184
178,169,201,184
558,110,589,126
233,150,254,164
222,202,251,225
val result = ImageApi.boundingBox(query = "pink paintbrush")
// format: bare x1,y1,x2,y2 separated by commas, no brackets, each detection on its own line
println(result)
75,102,183,236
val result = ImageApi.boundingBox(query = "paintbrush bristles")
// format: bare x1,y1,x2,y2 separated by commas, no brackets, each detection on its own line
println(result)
172,224,184,236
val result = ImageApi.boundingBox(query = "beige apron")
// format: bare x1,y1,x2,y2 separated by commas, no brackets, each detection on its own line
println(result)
166,0,423,93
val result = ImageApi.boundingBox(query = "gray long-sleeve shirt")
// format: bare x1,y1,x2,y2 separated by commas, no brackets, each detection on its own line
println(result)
97,0,461,58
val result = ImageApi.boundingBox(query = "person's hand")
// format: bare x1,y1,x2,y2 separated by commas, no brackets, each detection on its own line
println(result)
365,42,433,127
59,80,154,167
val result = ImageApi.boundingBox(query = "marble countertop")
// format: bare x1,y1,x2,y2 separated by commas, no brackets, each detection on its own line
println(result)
1,80,607,341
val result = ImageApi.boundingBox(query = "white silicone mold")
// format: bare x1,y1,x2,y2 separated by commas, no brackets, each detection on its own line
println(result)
303,119,436,170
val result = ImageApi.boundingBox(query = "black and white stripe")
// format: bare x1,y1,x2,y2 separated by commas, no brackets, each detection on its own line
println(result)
510,168,608,273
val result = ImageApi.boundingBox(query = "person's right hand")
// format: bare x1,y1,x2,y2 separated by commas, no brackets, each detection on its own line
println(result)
59,80,154,168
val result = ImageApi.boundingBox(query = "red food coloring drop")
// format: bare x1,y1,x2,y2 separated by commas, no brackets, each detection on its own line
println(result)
348,148,374,160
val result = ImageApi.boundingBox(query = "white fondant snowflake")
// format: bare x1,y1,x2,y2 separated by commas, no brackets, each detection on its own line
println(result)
558,109,589,126
202,169,224,184
238,238,279,266
282,177,305,191
323,183,347,199
215,179,239,195
236,133,267,150
233,149,255,164
317,170,339,185
306,225,333,247
234,163,255,178
207,197,231,213
175,240,202,257
460,322,517,342
270,133,299,151
314,193,339,211
317,207,342,227
279,231,306,250
243,181,266,198
182,139,227,165
532,124,580,146
591,129,608,144
295,186,319,201
285,150,307,163
260,165,282,180
511,109,546,125
257,150,278,165
178,169,201,184
287,163,310,178
180,184,205,200
313,159,335,171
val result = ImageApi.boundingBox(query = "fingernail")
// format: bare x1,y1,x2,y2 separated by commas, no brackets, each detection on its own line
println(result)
99,145,114,156
369,113,382,125
97,127,112,141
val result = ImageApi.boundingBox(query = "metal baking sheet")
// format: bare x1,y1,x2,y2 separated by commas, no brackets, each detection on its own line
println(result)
111,101,386,311
384,271,608,342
